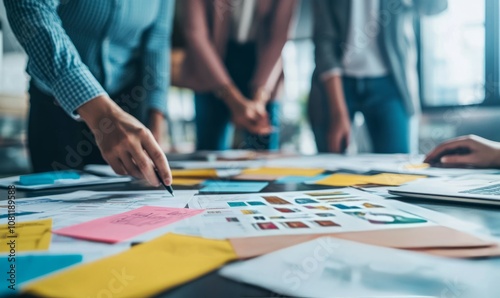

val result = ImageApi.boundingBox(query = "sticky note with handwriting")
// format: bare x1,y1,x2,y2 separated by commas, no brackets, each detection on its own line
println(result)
53,206,204,243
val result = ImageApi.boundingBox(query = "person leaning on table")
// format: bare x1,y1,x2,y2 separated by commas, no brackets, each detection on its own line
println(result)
424,135,500,168
177,0,297,151
4,0,173,186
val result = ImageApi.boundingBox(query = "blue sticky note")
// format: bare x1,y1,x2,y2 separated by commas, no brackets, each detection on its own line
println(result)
0,254,82,294
275,174,330,184
0,211,40,219
227,202,248,207
201,180,268,193
247,201,266,206
19,171,81,186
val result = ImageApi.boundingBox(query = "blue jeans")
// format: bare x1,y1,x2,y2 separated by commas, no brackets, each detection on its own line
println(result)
195,93,280,151
311,75,410,153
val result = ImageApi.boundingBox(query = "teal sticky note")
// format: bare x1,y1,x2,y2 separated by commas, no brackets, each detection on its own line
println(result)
0,254,82,294
19,171,81,186
201,180,268,193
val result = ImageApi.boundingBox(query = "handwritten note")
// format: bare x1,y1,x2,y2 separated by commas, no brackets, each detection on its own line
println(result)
0,219,52,252
53,207,204,243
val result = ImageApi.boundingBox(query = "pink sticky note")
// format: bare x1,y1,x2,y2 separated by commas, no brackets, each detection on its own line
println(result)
53,206,204,243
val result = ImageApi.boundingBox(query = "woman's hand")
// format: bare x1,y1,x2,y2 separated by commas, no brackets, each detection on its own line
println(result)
424,135,500,168
78,95,172,186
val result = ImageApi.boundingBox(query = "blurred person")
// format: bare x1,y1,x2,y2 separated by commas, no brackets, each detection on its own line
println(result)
309,0,447,154
5,0,174,186
424,135,500,168
178,0,297,151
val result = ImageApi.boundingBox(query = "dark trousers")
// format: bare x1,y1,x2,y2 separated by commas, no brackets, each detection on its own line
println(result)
28,82,147,172
194,41,280,151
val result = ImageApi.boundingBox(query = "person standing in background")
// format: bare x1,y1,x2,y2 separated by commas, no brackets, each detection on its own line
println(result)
178,0,297,151
309,0,447,154
4,0,174,186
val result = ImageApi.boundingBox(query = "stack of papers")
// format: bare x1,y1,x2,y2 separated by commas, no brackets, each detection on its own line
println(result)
220,237,500,298
0,171,132,190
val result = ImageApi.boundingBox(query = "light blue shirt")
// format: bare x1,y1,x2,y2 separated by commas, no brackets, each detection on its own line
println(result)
4,0,174,118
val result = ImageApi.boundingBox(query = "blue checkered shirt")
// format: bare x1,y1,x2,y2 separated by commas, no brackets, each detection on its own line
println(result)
4,0,174,118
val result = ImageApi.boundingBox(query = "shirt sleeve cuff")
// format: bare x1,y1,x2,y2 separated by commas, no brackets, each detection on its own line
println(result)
51,66,108,120
147,91,168,117
319,68,343,81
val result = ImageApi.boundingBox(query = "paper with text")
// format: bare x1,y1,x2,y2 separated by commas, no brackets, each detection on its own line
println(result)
53,207,204,243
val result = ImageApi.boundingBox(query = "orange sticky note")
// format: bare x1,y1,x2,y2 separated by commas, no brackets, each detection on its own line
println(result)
404,163,430,170
242,167,324,177
313,174,372,187
172,178,205,186
171,169,218,178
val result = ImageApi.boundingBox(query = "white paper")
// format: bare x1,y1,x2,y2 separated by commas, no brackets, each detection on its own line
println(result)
5,190,198,230
265,154,500,177
0,173,132,190
220,237,500,298
83,164,126,177
1,190,198,264
185,189,436,239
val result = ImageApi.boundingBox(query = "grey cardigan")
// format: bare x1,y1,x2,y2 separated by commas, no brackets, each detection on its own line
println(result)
312,0,448,116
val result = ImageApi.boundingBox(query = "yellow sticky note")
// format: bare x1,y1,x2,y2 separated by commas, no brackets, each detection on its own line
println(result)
242,167,324,177
404,163,430,170
24,234,237,298
313,174,372,187
0,219,52,252
171,169,218,178
171,178,205,186
363,173,426,186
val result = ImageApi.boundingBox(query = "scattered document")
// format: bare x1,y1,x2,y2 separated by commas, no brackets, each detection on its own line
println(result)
83,164,125,177
0,219,52,252
186,189,435,239
53,206,204,243
0,171,132,190
220,237,500,298
24,234,237,298
4,190,198,231
200,180,269,193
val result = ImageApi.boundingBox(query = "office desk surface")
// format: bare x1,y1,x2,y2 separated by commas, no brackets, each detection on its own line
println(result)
3,168,500,298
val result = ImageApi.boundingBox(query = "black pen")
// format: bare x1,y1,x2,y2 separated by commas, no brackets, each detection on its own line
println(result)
154,168,174,196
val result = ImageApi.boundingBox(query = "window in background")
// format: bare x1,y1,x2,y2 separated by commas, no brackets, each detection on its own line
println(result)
420,0,486,107
281,39,316,154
